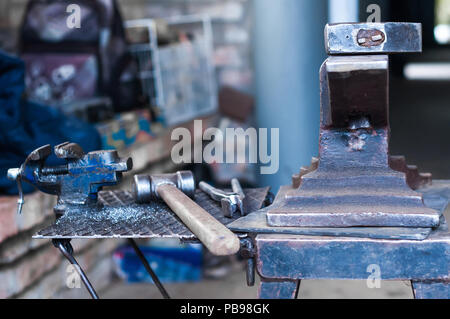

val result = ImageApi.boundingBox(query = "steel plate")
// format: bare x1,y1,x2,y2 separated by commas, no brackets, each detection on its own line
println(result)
228,181,450,240
34,187,270,240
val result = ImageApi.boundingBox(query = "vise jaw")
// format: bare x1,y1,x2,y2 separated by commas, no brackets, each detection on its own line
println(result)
7,142,132,215
266,22,440,228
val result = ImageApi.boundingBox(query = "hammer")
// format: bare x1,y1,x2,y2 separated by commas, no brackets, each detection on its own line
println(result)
133,171,240,256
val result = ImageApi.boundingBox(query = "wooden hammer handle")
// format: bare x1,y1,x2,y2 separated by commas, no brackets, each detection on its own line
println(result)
157,184,240,256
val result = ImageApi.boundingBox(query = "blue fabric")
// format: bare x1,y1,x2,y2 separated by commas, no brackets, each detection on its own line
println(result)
0,51,101,194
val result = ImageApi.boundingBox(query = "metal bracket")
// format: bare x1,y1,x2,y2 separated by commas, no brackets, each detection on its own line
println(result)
240,237,256,286
52,239,99,299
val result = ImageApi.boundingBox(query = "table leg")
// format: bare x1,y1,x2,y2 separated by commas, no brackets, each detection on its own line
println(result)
53,239,99,299
258,279,300,299
128,239,170,299
412,280,450,299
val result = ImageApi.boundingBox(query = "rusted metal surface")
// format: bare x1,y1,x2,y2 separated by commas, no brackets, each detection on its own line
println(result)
54,142,85,159
266,23,439,228
33,187,269,239
230,210,433,240
325,22,422,55
293,155,432,190
251,180,450,299
356,29,386,48
389,155,432,190
254,181,450,300
292,157,318,188
228,182,450,240
256,22,445,299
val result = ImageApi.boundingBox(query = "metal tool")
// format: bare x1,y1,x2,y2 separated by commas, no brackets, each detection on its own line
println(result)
34,186,271,292
325,22,422,55
34,188,270,240
6,142,172,299
53,239,99,299
8,143,266,297
265,22,440,228
292,155,432,191
6,142,137,298
7,142,132,215
229,185,444,240
133,171,241,256
199,178,245,217
233,23,450,299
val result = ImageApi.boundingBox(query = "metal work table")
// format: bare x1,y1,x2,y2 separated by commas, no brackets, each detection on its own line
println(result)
253,181,450,299
9,22,449,300
34,188,270,240
32,187,270,299
35,181,449,299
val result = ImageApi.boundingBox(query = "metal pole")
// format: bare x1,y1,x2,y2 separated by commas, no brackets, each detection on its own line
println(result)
53,239,99,299
127,239,171,299
252,0,328,191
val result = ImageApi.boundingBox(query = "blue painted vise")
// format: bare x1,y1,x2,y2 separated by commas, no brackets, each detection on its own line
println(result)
7,142,132,215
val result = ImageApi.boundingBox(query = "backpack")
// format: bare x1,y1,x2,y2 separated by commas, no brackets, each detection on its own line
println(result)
19,0,142,115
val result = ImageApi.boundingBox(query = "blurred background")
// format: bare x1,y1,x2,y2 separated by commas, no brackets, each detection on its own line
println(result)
0,0,448,299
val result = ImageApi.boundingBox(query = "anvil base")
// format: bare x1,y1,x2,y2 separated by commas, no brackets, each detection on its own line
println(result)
256,230,450,299
255,181,450,299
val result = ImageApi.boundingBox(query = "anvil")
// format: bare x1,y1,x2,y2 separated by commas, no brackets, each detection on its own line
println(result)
264,23,440,228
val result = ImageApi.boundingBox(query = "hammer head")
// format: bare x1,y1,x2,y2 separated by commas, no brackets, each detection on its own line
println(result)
134,170,195,203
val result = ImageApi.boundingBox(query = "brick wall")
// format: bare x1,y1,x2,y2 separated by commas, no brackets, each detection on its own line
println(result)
0,0,253,299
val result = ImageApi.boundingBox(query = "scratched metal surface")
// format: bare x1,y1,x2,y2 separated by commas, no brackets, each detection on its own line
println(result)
412,281,450,299
325,22,422,55
256,229,450,281
33,187,270,240
228,181,450,240
253,182,450,282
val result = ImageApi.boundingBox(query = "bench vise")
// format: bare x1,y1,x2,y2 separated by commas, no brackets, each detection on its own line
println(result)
7,142,132,215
